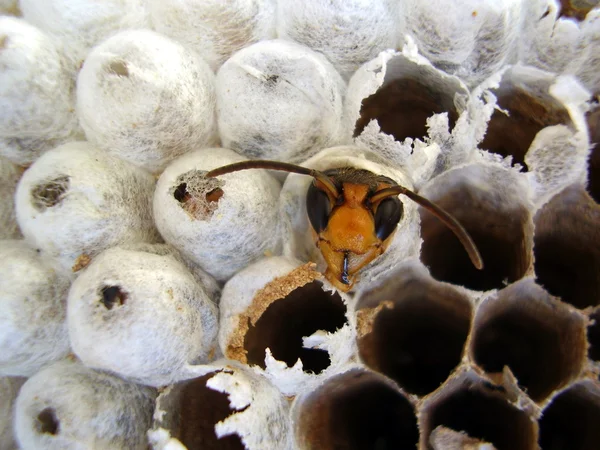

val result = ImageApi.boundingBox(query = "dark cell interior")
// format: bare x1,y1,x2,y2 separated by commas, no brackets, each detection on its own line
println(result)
36,407,59,435
533,187,600,309
480,89,570,171
426,385,535,450
354,78,459,141
539,384,600,450
360,292,471,396
586,106,600,204
587,309,600,361
100,285,128,310
558,0,599,20
420,187,531,291
177,373,246,450
299,370,419,450
472,309,572,402
244,281,347,374
31,176,70,211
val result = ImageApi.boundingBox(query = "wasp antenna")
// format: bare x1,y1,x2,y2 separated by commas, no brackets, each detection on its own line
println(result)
206,159,340,199
371,186,484,270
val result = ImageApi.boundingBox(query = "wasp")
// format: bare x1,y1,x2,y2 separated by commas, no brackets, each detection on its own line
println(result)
207,160,483,292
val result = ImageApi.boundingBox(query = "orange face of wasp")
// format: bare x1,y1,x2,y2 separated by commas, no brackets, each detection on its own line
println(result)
306,168,403,292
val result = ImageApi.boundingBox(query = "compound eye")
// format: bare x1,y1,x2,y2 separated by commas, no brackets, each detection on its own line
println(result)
306,182,331,233
374,197,403,241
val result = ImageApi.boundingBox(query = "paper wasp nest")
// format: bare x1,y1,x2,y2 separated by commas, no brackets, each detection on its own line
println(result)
4,1,600,450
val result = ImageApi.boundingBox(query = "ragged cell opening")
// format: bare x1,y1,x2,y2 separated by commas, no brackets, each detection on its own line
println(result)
176,372,246,450
587,309,600,361
420,185,532,292
297,369,419,450
558,0,599,20
244,281,347,374
533,186,600,309
586,105,600,203
472,297,586,402
480,88,571,171
354,78,459,140
36,407,59,435
424,383,536,450
538,382,600,450
172,171,224,220
100,285,128,310
31,176,70,211
358,281,472,397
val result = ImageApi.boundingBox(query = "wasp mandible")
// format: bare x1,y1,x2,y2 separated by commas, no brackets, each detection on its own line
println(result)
207,160,483,292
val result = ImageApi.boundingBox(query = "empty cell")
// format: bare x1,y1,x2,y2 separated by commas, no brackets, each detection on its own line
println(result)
587,103,600,203
419,164,533,292
586,308,600,361
420,372,538,450
471,279,588,402
538,381,600,450
244,281,347,374
294,369,419,450
357,264,472,396
355,78,459,142
533,185,600,309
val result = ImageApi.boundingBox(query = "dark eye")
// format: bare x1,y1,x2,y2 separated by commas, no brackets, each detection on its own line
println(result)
306,182,331,233
374,197,403,241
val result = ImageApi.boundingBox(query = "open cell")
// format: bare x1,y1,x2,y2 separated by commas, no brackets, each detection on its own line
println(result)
533,185,600,309
357,267,472,396
294,369,419,450
244,281,347,374
420,372,538,450
587,308,600,362
538,381,600,450
586,104,600,204
471,279,588,402
419,165,533,292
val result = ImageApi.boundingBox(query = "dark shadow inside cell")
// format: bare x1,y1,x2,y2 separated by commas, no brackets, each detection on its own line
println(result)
420,187,531,292
538,384,600,450
100,285,128,310
176,373,246,450
31,175,70,211
354,78,459,141
587,309,600,361
244,281,347,374
533,187,600,309
480,89,571,171
299,370,419,450
586,106,600,204
426,386,535,450
472,309,569,402
558,0,599,20
36,407,59,435
359,289,471,397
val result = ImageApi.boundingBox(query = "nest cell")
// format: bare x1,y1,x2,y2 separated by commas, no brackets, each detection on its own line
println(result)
533,185,600,309
586,308,600,362
470,279,588,403
356,262,472,397
293,369,419,450
419,164,533,292
538,381,600,450
420,371,538,450
480,67,572,171
587,103,600,203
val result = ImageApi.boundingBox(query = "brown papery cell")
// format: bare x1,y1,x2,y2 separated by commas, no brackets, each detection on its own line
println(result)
157,372,246,450
243,281,347,374
586,102,600,203
356,264,472,396
538,381,600,450
294,369,419,450
480,77,571,170
420,371,538,450
419,165,533,292
533,185,600,309
470,279,588,403
558,0,599,20
354,77,459,141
